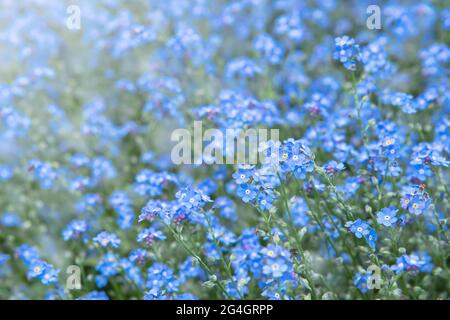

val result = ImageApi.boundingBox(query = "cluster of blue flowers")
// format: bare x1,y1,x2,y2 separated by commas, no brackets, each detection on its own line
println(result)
15,245,60,287
0,0,448,300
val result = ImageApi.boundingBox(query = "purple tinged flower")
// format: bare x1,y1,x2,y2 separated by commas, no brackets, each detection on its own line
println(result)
139,202,161,222
400,185,431,216
137,227,166,245
408,197,426,215
408,164,432,182
391,252,433,274
62,220,89,241
323,160,345,176
411,143,449,167
129,249,148,265
400,194,412,209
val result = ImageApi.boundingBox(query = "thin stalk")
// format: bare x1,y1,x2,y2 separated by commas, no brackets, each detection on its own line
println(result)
277,173,318,299
164,222,231,299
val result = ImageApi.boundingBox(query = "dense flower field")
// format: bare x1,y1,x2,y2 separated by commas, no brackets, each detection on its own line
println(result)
0,0,449,300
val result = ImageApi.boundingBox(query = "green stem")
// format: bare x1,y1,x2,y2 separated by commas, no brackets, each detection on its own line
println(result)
377,159,390,211
164,222,231,299
203,212,243,299
351,72,369,148
277,173,318,299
